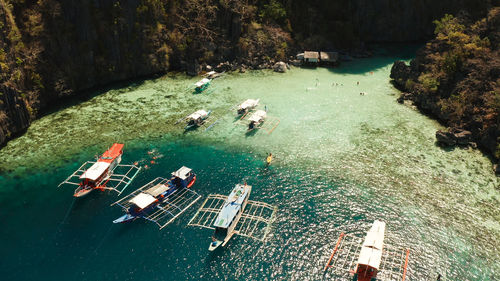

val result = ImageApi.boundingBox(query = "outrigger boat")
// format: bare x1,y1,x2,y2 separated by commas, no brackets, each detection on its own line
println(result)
112,166,201,229
194,78,211,93
188,182,276,251
206,71,221,79
58,143,140,197
248,110,267,131
237,99,260,115
185,110,211,129
355,220,385,281
323,220,411,281
209,183,251,251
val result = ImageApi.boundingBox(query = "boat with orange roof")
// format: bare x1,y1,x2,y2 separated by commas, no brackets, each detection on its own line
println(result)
58,143,141,197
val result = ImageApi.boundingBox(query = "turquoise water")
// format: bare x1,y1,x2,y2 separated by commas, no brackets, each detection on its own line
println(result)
1,47,499,280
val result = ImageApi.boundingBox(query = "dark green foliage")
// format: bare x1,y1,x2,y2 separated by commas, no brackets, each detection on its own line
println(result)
392,8,500,158
260,0,287,24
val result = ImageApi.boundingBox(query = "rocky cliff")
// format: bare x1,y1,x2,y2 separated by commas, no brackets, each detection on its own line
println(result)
390,8,500,164
0,0,494,147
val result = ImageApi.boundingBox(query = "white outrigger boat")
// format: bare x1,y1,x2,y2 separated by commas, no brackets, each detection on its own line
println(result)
58,143,140,197
355,220,385,281
184,110,211,129
194,78,211,93
323,220,411,281
209,183,251,251
205,71,221,79
237,99,260,115
248,110,267,131
188,182,276,251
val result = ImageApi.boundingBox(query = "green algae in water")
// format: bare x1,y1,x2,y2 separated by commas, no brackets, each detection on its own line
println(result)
0,49,499,280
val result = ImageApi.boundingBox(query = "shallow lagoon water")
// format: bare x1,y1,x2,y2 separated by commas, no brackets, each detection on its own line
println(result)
1,48,499,280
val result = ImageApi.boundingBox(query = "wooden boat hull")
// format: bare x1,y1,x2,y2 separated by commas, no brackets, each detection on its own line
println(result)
73,186,94,197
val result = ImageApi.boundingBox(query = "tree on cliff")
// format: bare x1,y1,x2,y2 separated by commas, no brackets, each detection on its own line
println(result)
391,8,500,161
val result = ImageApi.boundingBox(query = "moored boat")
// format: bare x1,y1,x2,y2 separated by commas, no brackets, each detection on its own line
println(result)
113,166,196,224
248,110,267,131
194,78,211,93
209,183,251,251
206,71,221,79
74,143,123,197
237,99,260,115
185,110,211,129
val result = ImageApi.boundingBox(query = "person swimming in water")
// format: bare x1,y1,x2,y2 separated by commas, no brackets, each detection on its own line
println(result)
266,153,273,165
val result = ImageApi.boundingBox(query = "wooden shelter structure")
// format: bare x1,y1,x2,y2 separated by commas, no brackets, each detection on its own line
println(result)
303,51,320,65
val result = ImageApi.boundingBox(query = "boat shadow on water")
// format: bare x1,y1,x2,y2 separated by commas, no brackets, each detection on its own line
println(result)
71,190,110,212
245,129,258,137
183,126,199,134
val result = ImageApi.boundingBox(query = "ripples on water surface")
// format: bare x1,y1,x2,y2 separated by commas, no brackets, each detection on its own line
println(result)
0,47,499,280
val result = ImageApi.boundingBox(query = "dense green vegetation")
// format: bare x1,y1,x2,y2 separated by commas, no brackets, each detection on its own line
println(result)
391,8,500,159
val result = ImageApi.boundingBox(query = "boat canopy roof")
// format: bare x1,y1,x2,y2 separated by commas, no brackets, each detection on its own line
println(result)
357,220,386,269
79,161,111,181
144,183,170,197
172,166,192,180
357,246,383,269
248,110,266,122
100,143,124,163
195,78,210,87
187,110,208,120
238,99,259,110
213,184,251,228
130,192,157,209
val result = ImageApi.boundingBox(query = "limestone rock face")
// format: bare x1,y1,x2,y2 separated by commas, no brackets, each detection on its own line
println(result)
390,61,411,89
0,86,30,147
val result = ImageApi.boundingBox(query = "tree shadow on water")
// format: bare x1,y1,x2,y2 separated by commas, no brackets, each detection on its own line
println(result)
326,43,422,75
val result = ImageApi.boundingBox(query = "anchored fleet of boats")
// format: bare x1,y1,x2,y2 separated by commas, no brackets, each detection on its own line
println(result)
55,71,420,280
59,143,276,251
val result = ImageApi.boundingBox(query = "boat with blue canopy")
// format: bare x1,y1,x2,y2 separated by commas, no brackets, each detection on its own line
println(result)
112,166,201,229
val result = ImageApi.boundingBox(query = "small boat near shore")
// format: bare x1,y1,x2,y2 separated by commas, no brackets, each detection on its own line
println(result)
185,110,211,129
58,143,141,197
205,71,221,79
237,99,260,115
194,78,211,93
248,110,267,131
112,166,200,229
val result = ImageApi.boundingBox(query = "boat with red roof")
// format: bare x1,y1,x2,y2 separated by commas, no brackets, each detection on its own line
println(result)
59,143,141,197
